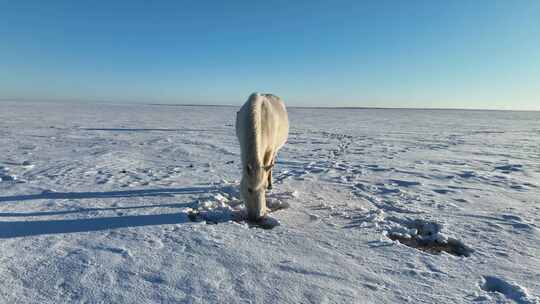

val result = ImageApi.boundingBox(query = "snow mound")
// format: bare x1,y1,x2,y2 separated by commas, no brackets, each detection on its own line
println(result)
184,185,287,229
481,276,539,304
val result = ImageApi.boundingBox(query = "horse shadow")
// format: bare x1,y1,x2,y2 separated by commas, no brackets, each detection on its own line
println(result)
0,213,191,239
0,186,223,239
0,186,220,203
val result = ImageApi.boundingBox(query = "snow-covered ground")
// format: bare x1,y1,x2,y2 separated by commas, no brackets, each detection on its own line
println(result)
1,101,539,303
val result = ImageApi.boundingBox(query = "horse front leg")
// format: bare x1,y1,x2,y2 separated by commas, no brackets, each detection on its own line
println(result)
267,168,273,190
267,154,276,190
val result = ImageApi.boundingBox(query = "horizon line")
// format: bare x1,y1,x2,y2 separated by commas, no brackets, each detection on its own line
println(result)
148,103,540,112
1,98,538,112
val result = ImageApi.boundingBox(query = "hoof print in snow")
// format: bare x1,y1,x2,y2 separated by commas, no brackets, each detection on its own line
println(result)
247,216,281,230
0,167,18,183
494,164,523,173
267,199,290,212
387,219,473,257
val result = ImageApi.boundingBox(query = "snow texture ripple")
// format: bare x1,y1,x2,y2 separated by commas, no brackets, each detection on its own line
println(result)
0,101,539,303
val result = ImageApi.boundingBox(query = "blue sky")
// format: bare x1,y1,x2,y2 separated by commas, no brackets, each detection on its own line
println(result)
1,1,539,109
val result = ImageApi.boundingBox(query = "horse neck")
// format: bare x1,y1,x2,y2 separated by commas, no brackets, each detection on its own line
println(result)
246,99,263,166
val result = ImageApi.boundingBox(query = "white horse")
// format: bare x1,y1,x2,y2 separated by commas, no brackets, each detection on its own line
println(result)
236,93,289,221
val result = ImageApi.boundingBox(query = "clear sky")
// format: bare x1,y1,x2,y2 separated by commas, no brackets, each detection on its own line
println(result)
1,1,539,109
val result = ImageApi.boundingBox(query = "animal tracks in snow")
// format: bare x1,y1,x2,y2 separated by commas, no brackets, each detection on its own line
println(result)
272,130,491,259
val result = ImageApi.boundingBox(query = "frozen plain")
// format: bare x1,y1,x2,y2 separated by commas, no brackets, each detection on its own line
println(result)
0,101,539,303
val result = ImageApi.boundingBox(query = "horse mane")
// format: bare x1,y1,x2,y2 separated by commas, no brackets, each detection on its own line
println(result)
246,93,263,167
